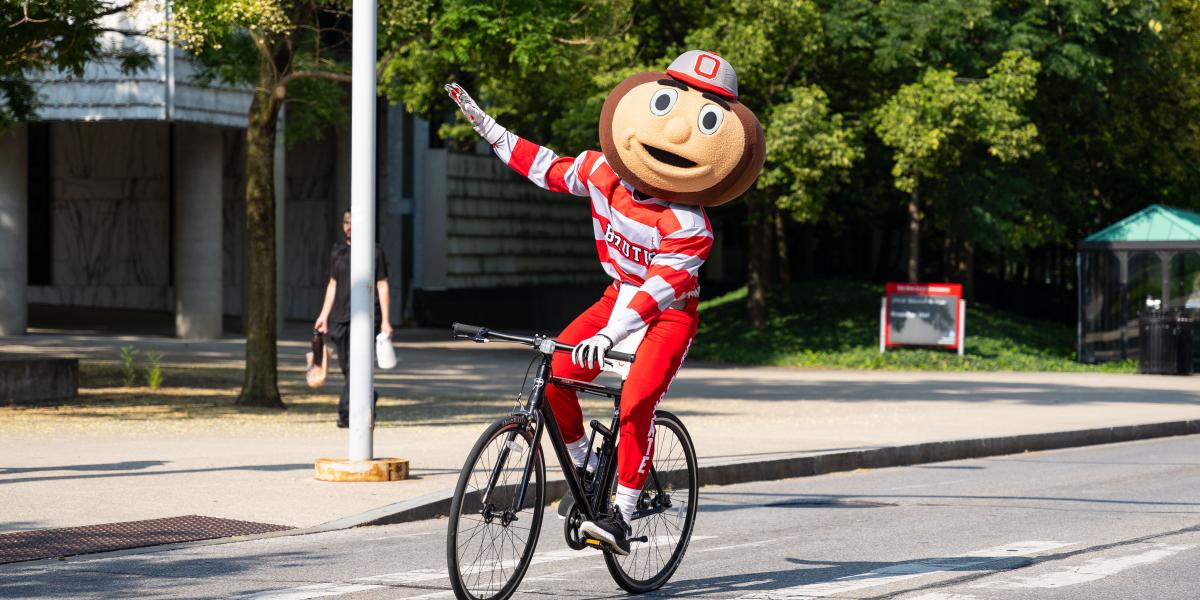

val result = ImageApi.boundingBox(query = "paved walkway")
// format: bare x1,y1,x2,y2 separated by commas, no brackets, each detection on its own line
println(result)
2,326,1199,536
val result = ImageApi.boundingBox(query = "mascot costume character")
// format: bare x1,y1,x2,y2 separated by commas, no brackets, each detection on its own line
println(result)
446,50,764,555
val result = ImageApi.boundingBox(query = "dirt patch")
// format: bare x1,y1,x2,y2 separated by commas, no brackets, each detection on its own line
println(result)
0,361,610,436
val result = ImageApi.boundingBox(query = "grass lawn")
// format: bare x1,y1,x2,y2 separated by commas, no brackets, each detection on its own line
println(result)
690,281,1137,372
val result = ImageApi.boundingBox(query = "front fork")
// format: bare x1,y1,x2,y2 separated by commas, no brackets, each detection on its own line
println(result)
479,360,550,521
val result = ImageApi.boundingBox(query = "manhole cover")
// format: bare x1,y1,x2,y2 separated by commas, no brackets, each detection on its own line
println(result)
0,515,292,564
765,499,896,508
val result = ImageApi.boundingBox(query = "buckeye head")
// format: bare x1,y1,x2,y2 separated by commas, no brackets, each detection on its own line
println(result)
599,51,765,207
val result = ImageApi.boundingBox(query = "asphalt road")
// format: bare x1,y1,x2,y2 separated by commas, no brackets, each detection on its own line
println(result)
2,435,1198,599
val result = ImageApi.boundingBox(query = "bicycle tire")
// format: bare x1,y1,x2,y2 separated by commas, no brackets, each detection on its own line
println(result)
603,410,698,593
447,416,545,600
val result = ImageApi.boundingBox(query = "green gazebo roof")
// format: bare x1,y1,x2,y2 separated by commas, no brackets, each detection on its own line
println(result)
1084,204,1200,245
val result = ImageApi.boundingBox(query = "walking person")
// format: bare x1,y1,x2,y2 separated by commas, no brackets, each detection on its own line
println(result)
314,208,393,428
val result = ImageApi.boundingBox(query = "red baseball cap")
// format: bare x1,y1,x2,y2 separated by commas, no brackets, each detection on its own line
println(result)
665,50,738,99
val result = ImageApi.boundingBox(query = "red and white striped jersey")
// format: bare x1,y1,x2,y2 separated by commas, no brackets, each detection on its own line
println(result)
492,131,713,342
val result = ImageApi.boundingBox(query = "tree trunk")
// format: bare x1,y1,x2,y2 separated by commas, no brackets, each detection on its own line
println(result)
959,239,975,300
745,192,773,329
943,235,954,283
773,207,791,299
906,186,921,282
237,64,285,409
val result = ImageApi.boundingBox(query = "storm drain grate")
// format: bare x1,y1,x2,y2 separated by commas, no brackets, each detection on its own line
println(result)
0,515,293,564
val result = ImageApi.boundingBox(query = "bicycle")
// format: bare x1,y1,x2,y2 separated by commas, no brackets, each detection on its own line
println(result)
446,323,699,600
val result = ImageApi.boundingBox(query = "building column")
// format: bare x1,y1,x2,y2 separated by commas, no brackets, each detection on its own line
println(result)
173,124,223,339
0,125,28,336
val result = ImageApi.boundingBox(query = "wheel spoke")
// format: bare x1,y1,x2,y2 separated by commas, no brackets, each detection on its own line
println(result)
606,415,697,591
449,423,543,600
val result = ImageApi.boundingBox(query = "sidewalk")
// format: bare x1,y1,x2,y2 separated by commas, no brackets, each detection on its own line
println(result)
2,326,1199,540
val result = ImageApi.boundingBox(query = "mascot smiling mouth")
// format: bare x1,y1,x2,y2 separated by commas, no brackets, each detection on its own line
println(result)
642,144,697,168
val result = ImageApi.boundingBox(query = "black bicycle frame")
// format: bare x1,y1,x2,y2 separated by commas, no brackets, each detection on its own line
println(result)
481,353,625,524
456,324,666,528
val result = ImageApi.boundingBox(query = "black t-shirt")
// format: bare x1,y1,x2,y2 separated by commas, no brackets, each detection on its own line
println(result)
329,241,389,324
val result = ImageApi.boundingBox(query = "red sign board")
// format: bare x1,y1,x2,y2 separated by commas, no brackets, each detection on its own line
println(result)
884,282,964,349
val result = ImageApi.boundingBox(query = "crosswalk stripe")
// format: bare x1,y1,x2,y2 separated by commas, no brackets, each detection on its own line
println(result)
735,541,1073,599
236,535,711,599
233,583,384,600
972,543,1197,590
904,593,980,600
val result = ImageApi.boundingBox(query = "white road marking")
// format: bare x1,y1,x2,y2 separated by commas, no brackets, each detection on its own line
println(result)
398,591,455,600
698,538,781,553
904,593,980,599
887,478,969,491
233,583,384,599
357,569,446,585
973,543,1197,590
396,590,451,600
239,535,711,599
366,532,437,541
736,540,1073,599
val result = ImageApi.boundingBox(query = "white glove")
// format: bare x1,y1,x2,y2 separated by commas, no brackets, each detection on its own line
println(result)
444,83,506,145
572,334,614,370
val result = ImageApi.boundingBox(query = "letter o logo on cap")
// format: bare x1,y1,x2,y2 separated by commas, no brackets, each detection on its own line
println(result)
694,54,720,79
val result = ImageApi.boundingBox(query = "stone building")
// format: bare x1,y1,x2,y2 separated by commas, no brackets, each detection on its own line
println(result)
0,6,754,339
0,6,629,338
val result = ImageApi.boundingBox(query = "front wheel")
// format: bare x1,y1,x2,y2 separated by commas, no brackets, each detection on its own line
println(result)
447,416,545,600
603,410,698,593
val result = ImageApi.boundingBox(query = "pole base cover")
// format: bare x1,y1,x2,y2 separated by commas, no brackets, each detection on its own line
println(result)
314,457,410,482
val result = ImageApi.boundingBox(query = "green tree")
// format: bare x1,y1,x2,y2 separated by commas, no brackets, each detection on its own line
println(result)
148,0,428,407
1,0,150,129
874,51,1040,286
686,0,860,327
381,0,672,153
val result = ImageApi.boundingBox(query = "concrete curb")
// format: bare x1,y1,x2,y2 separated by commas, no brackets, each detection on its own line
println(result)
348,418,1200,527
7,419,1196,568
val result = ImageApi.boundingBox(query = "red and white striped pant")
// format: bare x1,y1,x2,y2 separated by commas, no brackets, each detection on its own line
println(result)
546,284,697,491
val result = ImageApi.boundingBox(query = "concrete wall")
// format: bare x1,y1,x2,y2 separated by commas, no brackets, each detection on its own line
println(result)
222,127,341,322
282,131,343,320
0,126,27,335
30,121,337,323
23,121,610,330
29,122,172,310
443,153,604,289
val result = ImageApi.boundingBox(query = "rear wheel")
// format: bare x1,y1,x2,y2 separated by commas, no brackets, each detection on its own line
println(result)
447,416,545,600
603,410,698,593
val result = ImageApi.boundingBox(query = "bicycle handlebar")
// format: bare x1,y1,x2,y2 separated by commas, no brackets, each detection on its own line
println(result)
451,322,636,364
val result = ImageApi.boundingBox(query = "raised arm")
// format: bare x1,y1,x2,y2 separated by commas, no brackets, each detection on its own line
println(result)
445,83,594,196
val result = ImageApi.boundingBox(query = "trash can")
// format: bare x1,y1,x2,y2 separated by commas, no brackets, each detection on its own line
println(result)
1139,309,1194,375
1178,310,1195,375
1139,309,1175,374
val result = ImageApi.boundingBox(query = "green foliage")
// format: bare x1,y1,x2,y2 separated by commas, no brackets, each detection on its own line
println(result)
760,85,862,222
382,0,643,151
1,1,150,129
119,345,139,387
145,350,164,390
691,283,1136,372
683,0,861,220
148,0,431,143
874,51,1040,194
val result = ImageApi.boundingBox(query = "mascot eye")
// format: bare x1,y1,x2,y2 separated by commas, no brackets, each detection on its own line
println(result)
698,104,724,135
650,89,678,116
